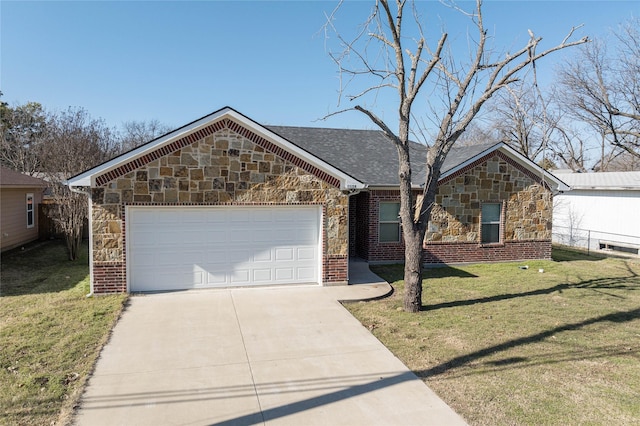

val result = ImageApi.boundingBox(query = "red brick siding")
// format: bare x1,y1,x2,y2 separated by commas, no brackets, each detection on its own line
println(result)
423,240,552,264
365,190,420,262
93,262,126,293
323,255,348,283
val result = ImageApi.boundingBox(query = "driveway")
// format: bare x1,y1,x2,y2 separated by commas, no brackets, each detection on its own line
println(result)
74,281,467,425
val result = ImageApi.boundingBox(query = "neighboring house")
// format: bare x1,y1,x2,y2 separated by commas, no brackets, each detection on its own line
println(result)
67,107,568,294
0,166,47,252
552,170,640,255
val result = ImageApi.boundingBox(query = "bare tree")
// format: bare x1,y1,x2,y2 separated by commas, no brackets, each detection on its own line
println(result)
117,119,172,153
455,121,501,147
42,108,117,260
487,83,558,162
0,97,48,175
327,0,587,312
554,20,640,170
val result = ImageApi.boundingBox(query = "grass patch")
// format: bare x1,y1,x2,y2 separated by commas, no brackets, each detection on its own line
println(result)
345,251,640,425
1,241,127,426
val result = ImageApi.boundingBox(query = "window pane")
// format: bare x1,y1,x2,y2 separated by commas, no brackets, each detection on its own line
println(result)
380,202,400,222
481,203,501,223
379,223,400,242
481,223,500,243
27,211,34,227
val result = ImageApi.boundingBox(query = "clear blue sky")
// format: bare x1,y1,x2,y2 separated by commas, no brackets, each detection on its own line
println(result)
2,1,638,132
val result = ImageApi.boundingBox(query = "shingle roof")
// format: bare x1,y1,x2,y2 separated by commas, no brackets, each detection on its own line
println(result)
551,170,640,190
0,166,47,188
266,125,498,186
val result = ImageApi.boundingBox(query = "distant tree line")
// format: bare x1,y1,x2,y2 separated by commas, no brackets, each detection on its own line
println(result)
0,94,171,260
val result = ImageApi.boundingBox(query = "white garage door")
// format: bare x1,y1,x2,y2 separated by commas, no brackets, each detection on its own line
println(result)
127,206,321,292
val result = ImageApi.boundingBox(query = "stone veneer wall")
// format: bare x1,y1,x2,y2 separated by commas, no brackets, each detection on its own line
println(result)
365,152,553,264
91,125,348,293
424,152,553,263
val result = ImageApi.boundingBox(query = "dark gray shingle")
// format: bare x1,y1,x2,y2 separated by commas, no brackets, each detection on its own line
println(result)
266,125,499,186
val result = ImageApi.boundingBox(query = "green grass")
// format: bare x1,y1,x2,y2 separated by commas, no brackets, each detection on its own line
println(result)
0,241,127,426
345,247,640,426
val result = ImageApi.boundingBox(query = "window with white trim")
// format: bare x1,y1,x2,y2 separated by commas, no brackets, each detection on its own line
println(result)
26,193,34,228
481,202,502,244
379,202,400,242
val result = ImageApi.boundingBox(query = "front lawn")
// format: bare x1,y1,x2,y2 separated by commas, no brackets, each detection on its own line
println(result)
0,241,127,426
345,247,640,425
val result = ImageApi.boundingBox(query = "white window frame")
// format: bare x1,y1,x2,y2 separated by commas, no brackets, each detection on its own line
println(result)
480,202,503,244
26,193,35,229
379,201,401,243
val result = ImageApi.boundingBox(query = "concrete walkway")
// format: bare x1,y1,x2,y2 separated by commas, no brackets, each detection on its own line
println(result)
74,263,467,425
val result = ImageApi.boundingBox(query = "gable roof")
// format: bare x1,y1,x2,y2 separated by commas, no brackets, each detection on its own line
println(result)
552,171,640,190
0,166,47,188
267,126,567,190
67,106,567,192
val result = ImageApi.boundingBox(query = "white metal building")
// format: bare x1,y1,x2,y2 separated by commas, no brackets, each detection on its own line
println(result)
552,170,640,255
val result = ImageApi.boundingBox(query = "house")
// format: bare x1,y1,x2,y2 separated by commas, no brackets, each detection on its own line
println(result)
67,107,568,294
552,170,640,255
0,166,47,252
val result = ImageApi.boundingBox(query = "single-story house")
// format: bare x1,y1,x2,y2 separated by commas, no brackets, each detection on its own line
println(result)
552,170,640,255
67,107,568,294
1,166,47,252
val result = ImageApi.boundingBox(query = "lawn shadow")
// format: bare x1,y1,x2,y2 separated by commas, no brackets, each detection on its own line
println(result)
421,265,640,312
416,306,640,379
0,239,88,296
424,266,478,279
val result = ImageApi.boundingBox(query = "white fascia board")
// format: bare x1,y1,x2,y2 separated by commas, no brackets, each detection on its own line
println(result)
498,144,570,192
67,107,365,191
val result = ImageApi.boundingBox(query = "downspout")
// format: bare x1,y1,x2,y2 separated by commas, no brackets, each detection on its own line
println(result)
69,185,94,297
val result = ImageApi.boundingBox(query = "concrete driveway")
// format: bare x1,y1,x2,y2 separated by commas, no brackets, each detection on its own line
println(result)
74,281,467,425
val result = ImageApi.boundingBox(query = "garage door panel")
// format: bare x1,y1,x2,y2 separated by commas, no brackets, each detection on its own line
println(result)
253,249,272,262
275,248,294,261
297,267,315,281
275,268,294,281
231,269,251,284
207,271,228,285
155,252,181,265
297,247,316,260
253,269,272,282
129,206,320,292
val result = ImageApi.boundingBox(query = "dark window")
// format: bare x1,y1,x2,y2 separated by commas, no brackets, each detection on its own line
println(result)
481,202,501,243
379,202,400,242
26,193,34,228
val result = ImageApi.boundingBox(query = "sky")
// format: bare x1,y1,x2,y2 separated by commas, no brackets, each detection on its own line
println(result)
2,1,639,134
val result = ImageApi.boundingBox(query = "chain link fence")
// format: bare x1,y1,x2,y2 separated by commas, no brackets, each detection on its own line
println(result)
553,225,640,256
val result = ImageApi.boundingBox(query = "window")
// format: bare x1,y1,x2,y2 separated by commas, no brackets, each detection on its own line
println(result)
26,193,34,229
481,202,501,244
379,202,400,242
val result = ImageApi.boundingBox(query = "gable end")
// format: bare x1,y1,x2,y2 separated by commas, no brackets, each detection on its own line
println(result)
440,150,551,190
95,118,340,188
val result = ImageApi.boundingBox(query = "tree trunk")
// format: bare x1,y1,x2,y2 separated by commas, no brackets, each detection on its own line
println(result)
403,227,424,312
65,227,82,261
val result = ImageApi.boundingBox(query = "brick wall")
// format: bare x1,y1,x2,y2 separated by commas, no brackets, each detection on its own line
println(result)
93,262,126,293
423,240,552,264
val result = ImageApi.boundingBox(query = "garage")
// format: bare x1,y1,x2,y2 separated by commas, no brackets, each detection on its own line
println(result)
127,206,321,292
